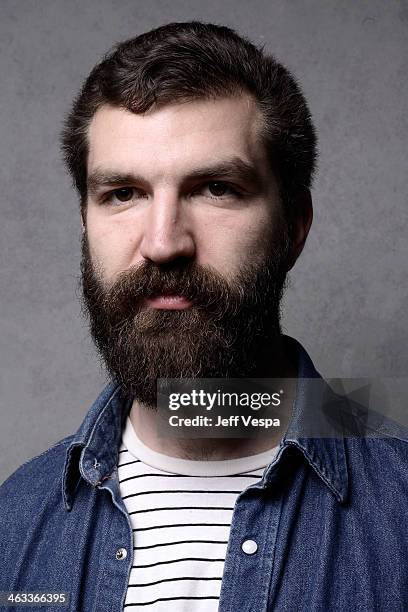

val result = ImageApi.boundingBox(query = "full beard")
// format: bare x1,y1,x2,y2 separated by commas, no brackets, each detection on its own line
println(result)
80,231,290,408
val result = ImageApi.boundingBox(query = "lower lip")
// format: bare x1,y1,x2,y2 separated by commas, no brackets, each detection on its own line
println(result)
145,295,192,310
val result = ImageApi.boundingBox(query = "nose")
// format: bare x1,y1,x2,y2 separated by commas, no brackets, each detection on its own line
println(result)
139,191,196,264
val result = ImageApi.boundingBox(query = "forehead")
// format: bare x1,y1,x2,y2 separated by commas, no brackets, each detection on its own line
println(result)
87,95,268,177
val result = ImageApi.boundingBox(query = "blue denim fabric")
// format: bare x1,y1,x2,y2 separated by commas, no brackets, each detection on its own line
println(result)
1,337,408,611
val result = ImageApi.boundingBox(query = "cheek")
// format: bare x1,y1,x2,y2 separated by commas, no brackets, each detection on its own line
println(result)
194,206,277,276
85,215,143,280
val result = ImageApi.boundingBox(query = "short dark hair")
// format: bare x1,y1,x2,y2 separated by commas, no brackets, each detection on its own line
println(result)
61,21,317,214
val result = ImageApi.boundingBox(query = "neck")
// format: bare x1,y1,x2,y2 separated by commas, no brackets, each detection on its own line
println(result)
128,335,297,461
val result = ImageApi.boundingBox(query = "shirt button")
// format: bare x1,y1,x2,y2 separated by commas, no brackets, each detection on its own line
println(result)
115,548,127,560
242,539,258,555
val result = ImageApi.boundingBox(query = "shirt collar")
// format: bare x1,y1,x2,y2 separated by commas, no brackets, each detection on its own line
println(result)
62,336,348,510
62,383,132,510
276,336,349,504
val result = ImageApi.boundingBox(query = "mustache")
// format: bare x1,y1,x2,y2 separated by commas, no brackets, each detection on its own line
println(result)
113,259,231,304
82,255,243,322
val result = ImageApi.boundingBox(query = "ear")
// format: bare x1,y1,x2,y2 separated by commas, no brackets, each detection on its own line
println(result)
286,189,313,271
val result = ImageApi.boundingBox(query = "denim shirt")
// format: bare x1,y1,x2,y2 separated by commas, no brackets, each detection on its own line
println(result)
1,337,408,612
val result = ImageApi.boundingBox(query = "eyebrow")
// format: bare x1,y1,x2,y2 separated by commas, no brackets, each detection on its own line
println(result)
87,157,265,196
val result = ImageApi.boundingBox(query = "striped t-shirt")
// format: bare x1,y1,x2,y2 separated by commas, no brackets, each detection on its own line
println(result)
118,417,278,610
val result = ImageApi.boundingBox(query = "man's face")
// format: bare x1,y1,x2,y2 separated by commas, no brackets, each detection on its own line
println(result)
82,95,291,405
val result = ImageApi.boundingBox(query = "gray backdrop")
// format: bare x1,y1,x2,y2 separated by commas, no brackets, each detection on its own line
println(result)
1,0,407,484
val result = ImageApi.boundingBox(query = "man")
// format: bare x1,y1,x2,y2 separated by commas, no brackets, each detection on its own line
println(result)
1,21,407,612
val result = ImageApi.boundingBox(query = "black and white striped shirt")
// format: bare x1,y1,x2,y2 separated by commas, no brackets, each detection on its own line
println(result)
118,418,278,610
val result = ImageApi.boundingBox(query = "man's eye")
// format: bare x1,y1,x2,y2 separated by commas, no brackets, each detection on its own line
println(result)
201,181,238,198
112,187,135,202
103,187,148,205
